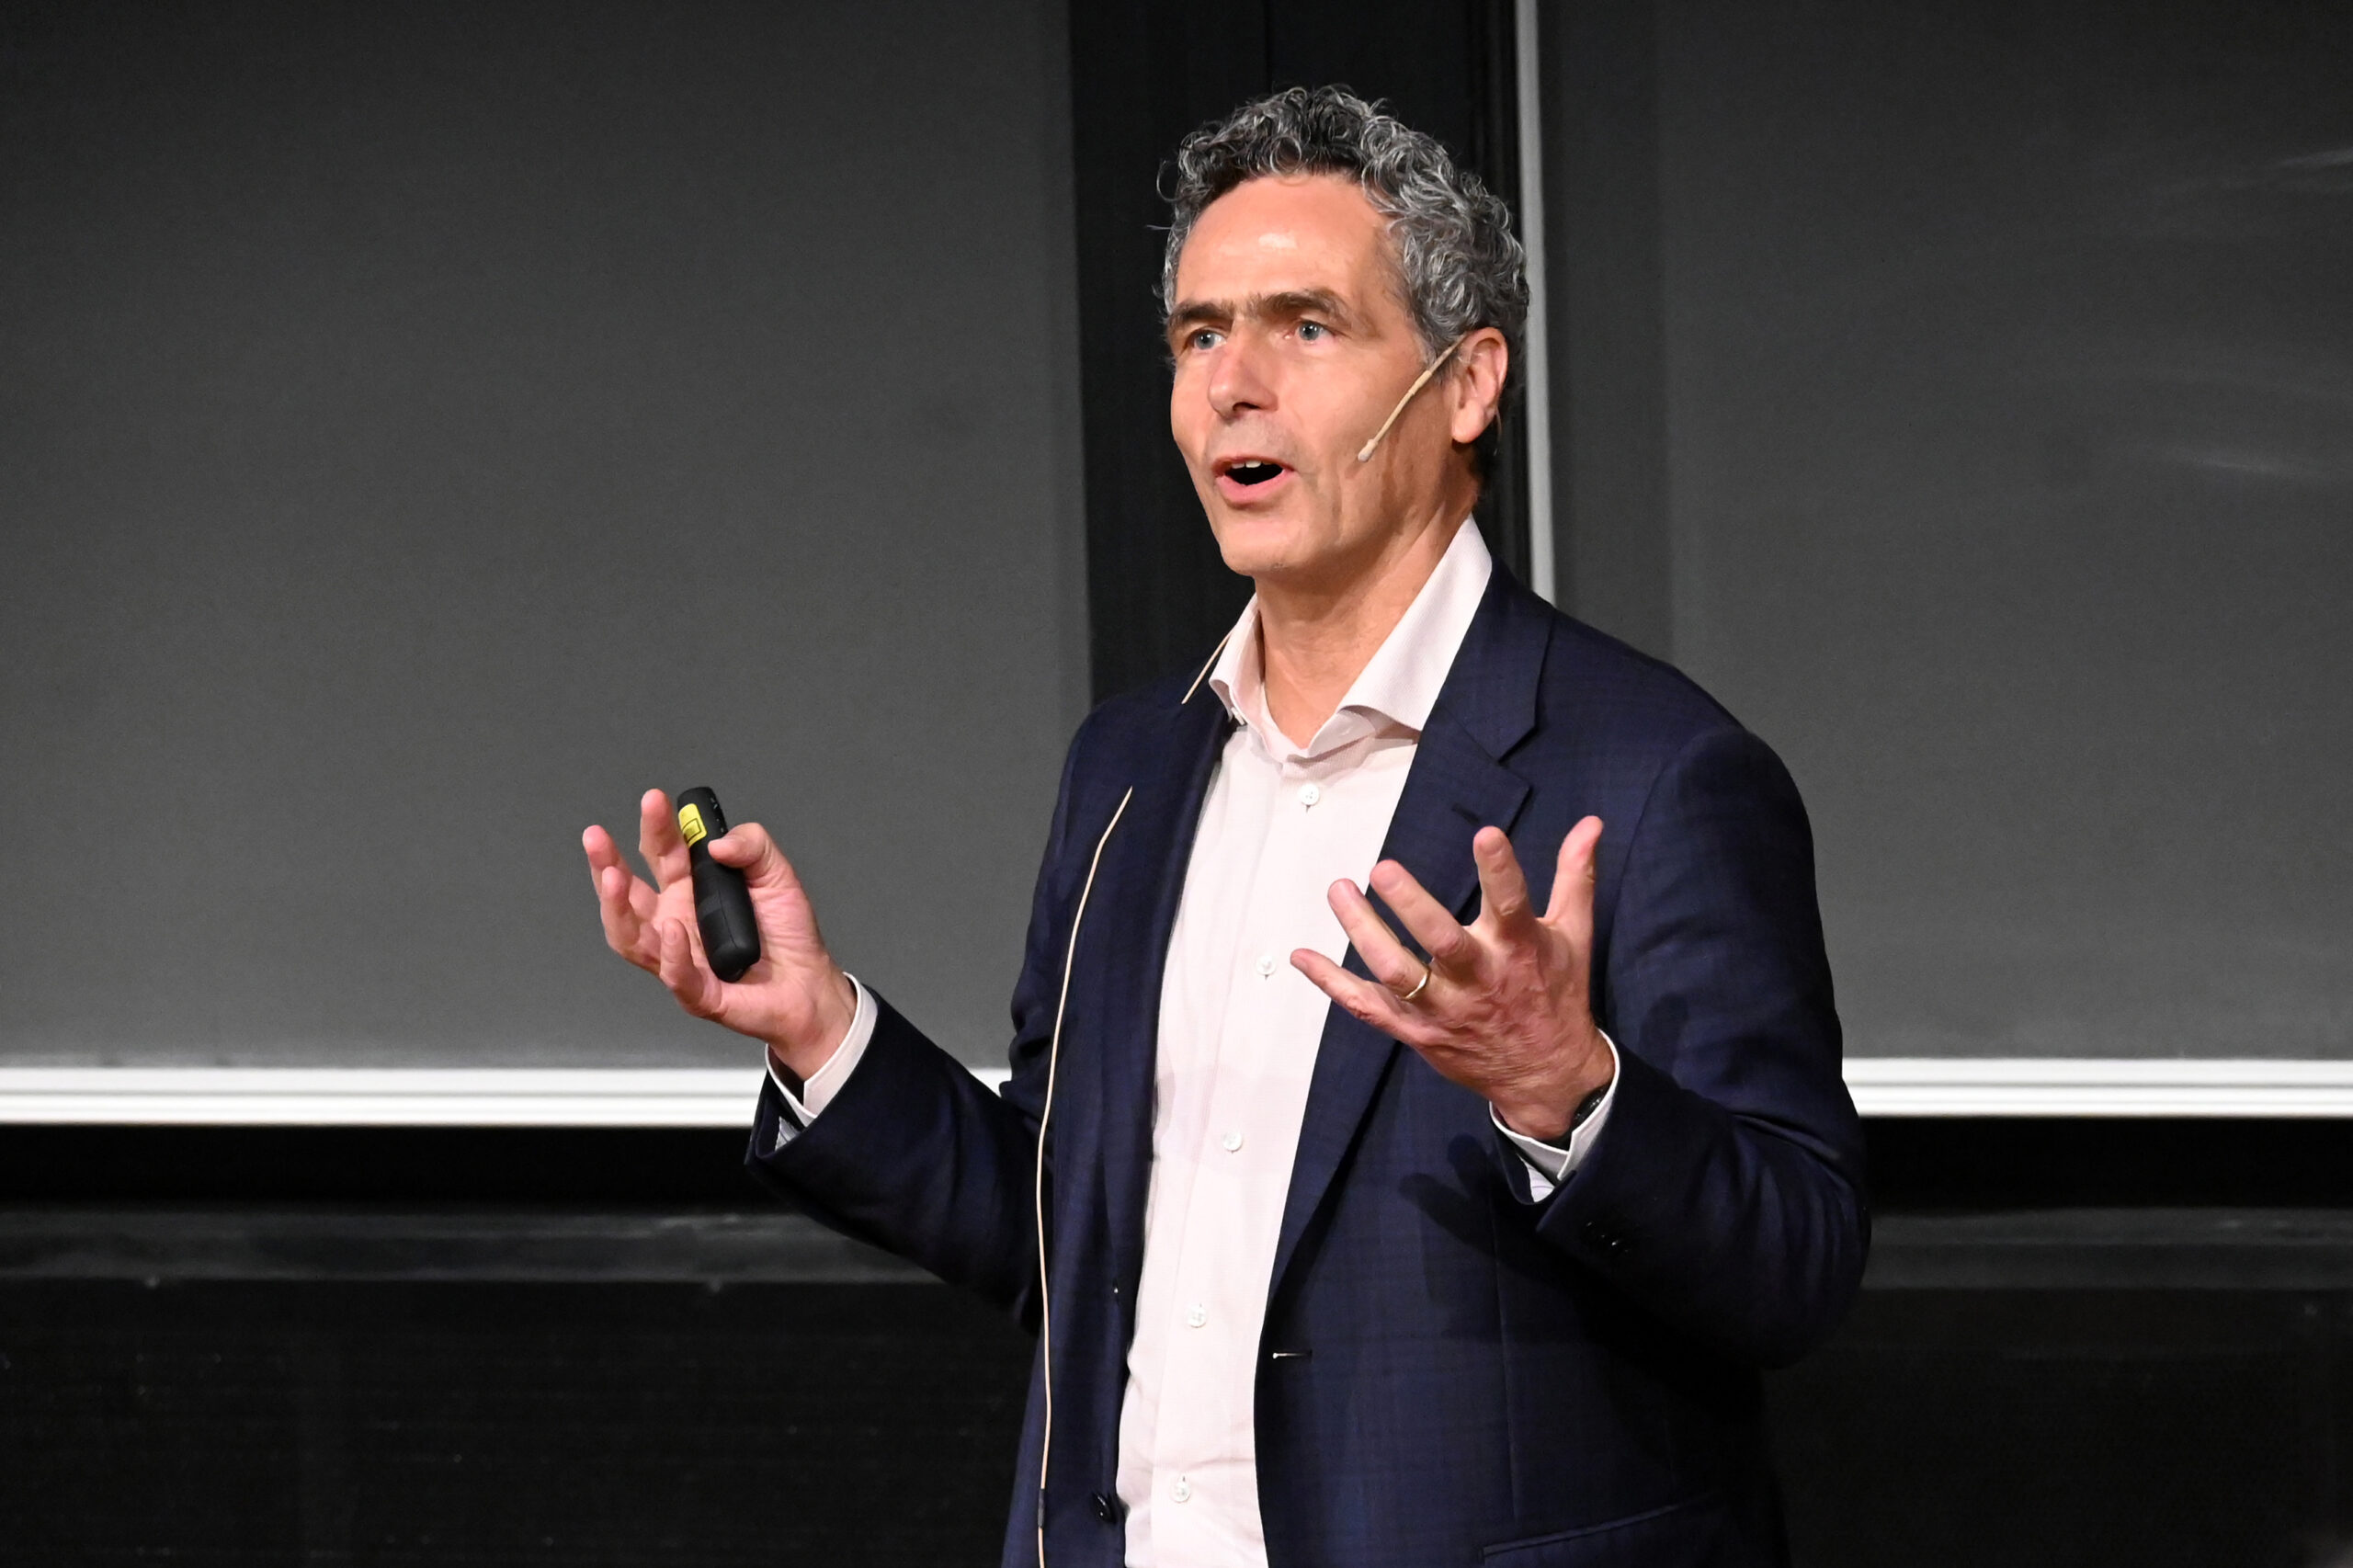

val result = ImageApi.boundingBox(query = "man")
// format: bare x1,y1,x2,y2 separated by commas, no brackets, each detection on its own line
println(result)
585,87,1864,1568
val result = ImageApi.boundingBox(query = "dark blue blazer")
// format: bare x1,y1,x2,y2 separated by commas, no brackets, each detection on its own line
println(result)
749,566,1868,1568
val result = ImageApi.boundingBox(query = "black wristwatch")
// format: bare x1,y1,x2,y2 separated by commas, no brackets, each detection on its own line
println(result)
1569,1081,1609,1131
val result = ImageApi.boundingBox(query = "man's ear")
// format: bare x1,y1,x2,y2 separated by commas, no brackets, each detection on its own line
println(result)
1448,326,1510,446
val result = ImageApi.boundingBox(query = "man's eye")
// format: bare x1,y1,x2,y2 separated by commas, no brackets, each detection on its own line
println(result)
1188,329,1222,352
1298,321,1328,342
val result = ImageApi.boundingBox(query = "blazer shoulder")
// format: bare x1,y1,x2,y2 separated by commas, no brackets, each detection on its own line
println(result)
1066,653,1227,769
1531,599,1750,757
1029,657,1230,902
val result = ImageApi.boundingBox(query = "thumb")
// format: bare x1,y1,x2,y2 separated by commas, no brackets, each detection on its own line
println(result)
1543,816,1604,934
709,823,800,891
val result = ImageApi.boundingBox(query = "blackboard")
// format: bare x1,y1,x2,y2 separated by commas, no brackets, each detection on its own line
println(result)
1554,0,2353,1058
0,1,1086,1068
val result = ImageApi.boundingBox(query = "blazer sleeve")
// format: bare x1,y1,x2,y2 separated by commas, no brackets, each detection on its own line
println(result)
1532,724,1870,1367
741,712,1100,1331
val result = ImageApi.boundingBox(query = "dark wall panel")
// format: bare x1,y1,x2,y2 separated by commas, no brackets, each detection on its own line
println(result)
1772,1290,2353,1568
1537,0,1676,659
1068,0,1268,702
13,1222,2353,1568
0,1278,1031,1566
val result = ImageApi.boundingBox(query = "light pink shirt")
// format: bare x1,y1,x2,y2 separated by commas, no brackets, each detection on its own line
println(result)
774,518,1614,1568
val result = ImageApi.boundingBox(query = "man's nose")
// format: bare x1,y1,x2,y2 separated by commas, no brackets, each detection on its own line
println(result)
1206,332,1277,418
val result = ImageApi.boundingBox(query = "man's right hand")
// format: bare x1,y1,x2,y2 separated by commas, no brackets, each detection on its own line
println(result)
582,789,857,1081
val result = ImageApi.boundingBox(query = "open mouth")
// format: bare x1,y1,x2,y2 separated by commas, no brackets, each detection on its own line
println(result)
1218,459,1289,488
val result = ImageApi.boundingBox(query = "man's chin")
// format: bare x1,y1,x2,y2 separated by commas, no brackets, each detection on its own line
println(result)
1208,508,1319,581
1214,540,1302,584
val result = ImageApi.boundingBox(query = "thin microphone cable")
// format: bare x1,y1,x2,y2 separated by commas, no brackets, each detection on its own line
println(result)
1355,333,1472,462
1181,631,1232,705
1034,783,1134,1567
1032,640,1228,1564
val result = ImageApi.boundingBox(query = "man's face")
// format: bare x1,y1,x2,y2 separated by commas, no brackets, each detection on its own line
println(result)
1166,173,1476,591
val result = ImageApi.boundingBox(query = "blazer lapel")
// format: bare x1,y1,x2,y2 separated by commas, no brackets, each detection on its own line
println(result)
1092,683,1233,1292
1267,570,1554,1301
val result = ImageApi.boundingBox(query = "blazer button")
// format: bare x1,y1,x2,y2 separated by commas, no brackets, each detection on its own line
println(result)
1091,1493,1116,1524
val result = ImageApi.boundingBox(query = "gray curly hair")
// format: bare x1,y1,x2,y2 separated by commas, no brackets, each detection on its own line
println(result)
1160,85,1528,404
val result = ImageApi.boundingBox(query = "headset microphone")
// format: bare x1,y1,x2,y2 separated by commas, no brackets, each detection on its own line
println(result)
675,787,763,983
1354,333,1472,463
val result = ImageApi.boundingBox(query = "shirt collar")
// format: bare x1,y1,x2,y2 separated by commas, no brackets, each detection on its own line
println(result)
1209,517,1494,759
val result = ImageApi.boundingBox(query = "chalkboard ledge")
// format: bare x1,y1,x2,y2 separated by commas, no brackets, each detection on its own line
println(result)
1,1060,2351,1124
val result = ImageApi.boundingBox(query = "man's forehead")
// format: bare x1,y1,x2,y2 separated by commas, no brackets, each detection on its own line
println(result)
1174,171,1392,297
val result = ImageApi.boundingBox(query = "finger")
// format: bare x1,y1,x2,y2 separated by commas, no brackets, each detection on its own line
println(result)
585,825,635,913
599,859,657,927
1292,949,1426,1042
586,826,658,917
656,916,725,1020
595,861,640,936
1542,816,1606,932
1325,879,1429,996
1471,826,1536,932
583,824,624,888
637,789,691,890
586,828,656,966
1367,858,1479,973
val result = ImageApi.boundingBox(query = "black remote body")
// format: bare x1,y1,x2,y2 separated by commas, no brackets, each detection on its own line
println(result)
675,787,762,982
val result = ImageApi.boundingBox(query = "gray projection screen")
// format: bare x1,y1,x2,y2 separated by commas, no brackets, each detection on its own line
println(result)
0,3,1086,1074
1620,0,2353,1063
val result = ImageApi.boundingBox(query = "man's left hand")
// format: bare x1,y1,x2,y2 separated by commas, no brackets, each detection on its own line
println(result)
1292,817,1612,1143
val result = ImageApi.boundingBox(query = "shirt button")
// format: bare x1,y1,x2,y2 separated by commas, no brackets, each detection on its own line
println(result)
1186,1303,1207,1328
1222,1131,1244,1153
1298,782,1322,807
1255,952,1275,977
1172,1476,1192,1504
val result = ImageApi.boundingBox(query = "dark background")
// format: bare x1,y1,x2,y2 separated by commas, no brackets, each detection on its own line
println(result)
6,0,2347,1074
4,0,2351,1563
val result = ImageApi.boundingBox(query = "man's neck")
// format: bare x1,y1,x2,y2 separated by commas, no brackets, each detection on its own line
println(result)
1256,507,1467,748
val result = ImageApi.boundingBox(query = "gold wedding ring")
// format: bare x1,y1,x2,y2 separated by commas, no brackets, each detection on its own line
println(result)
1397,962,1433,1003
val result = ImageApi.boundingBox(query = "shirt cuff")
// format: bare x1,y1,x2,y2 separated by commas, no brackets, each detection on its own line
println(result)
1491,1030,1620,1201
765,973,878,1136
